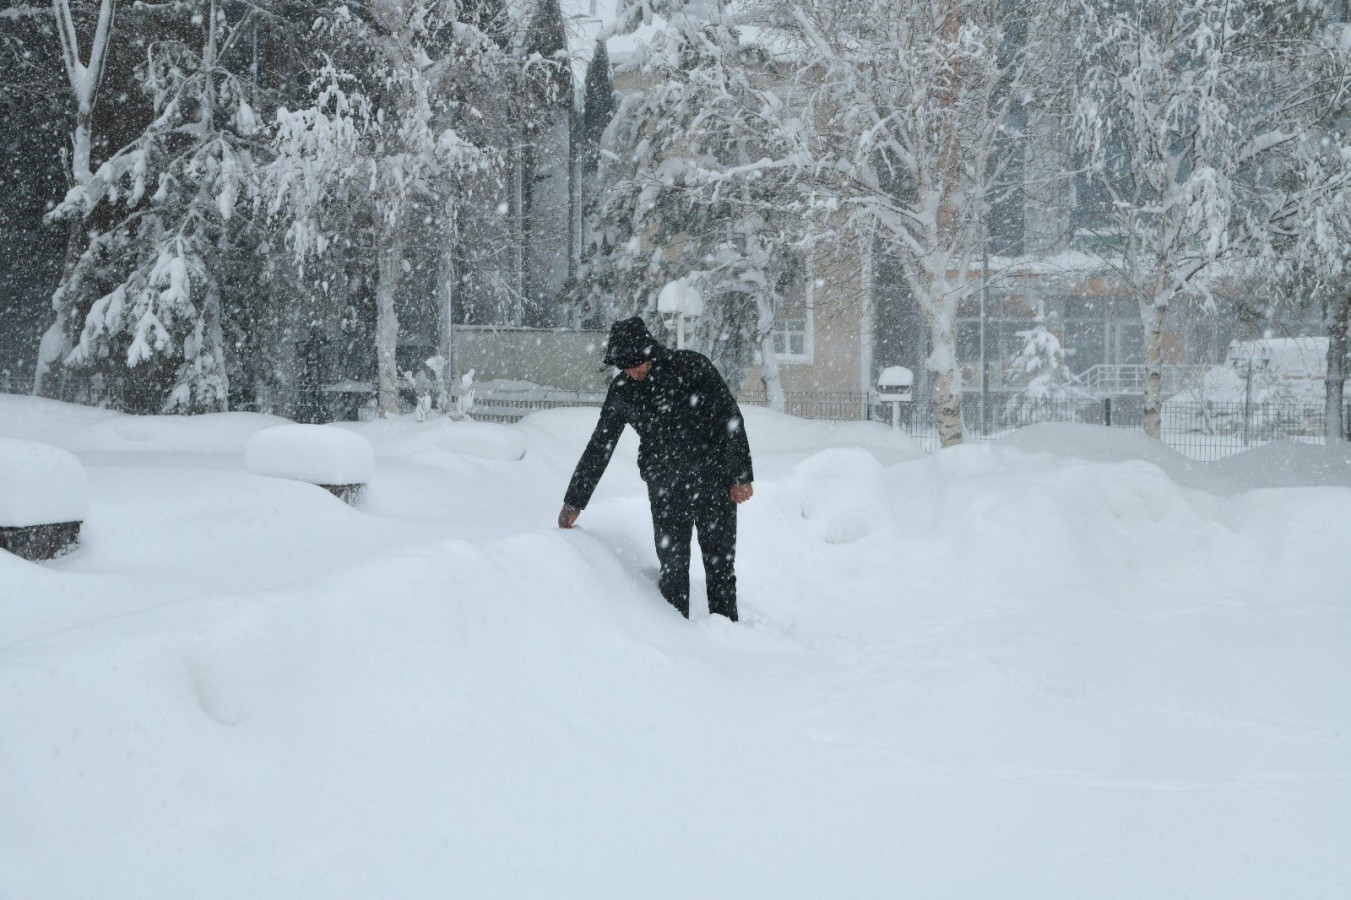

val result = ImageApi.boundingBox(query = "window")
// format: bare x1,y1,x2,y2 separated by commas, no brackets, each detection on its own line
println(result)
771,254,813,364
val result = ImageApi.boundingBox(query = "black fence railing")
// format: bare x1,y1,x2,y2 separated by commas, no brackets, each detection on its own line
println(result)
0,371,125,408
5,374,1348,464
739,390,871,421
894,394,1351,460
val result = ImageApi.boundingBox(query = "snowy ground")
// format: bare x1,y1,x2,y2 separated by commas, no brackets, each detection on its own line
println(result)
2,394,1349,899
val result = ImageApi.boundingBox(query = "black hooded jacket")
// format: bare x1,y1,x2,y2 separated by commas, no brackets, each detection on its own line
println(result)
564,344,754,510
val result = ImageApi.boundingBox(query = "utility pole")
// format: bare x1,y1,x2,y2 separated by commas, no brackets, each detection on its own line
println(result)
980,241,989,435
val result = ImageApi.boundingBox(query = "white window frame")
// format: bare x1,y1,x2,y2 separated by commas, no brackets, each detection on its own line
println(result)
771,252,814,365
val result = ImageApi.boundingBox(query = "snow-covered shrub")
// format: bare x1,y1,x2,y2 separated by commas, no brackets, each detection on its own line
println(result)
1003,324,1088,425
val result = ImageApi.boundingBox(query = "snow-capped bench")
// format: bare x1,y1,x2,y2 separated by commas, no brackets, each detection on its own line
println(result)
244,424,375,506
0,438,89,561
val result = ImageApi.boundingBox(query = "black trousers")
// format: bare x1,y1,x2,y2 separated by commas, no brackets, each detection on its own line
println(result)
647,475,738,621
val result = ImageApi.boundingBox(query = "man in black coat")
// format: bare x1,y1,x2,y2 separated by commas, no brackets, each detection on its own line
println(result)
558,317,754,621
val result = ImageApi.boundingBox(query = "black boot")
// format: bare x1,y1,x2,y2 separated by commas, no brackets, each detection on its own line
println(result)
708,598,738,622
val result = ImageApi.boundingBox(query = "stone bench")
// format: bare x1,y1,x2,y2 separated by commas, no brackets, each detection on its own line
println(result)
244,424,375,507
0,439,88,561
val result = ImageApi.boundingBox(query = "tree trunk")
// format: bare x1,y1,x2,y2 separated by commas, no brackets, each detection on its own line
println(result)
439,206,459,411
375,226,405,418
201,277,228,412
34,223,84,394
929,319,964,448
755,293,785,413
1326,295,1349,442
509,135,525,324
1141,300,1168,440
40,0,116,395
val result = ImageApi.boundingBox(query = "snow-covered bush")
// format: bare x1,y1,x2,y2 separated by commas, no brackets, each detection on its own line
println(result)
1002,324,1088,425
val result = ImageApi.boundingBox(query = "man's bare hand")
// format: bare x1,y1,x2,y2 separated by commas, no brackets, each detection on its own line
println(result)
558,503,582,528
730,483,753,504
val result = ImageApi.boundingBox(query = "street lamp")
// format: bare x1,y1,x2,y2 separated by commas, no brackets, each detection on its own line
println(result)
657,277,704,350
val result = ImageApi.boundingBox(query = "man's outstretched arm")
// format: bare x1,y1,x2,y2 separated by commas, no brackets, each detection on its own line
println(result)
559,388,626,527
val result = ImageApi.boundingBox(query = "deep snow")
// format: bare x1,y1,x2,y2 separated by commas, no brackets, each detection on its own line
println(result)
1,395,1349,899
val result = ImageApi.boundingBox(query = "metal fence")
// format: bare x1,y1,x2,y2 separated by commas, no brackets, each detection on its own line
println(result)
0,371,125,408
5,373,1347,464
895,393,1351,461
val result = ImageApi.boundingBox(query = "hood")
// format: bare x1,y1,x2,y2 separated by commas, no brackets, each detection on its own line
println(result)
603,317,662,369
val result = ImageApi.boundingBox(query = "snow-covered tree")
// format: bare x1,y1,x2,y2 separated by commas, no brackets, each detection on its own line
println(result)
33,0,117,395
1070,0,1341,439
43,0,264,412
261,4,492,417
585,3,812,403
1006,321,1086,416
517,0,574,326
1248,7,1351,441
752,0,1067,445
580,39,614,176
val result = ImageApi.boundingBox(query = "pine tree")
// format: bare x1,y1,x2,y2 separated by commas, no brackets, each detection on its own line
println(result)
583,8,810,400
581,40,614,174
517,0,574,326
1006,322,1086,422
46,0,262,413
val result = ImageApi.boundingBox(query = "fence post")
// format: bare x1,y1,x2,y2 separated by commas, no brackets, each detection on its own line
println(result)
1103,396,1112,427
1242,358,1254,447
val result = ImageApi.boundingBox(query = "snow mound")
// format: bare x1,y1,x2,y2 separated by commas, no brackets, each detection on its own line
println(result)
0,438,89,526
1207,439,1351,489
741,406,924,463
349,414,527,462
790,448,892,544
996,422,1199,479
0,394,289,454
245,425,375,485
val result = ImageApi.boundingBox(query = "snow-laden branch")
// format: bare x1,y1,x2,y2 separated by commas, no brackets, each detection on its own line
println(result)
0,4,49,20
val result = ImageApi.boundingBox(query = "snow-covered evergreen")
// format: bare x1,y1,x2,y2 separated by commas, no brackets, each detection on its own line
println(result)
262,4,493,417
44,0,259,413
585,3,812,399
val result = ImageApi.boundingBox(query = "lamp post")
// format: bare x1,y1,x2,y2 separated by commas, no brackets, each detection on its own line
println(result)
658,277,703,351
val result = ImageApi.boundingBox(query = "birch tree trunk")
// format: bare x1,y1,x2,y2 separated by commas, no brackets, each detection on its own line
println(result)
53,0,115,186
755,293,786,412
1326,296,1349,442
37,0,116,393
375,223,406,418
1141,300,1168,440
924,286,965,448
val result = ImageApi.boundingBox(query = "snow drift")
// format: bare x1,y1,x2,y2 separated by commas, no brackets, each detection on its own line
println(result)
1,395,1348,899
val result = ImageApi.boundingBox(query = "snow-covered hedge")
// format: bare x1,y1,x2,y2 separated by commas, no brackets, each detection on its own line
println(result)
244,425,375,489
0,438,89,528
